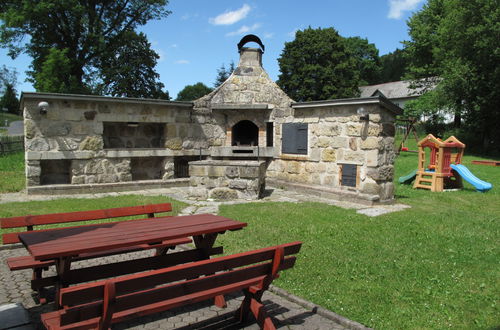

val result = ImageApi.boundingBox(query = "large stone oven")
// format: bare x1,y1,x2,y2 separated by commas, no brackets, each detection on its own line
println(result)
21,35,401,204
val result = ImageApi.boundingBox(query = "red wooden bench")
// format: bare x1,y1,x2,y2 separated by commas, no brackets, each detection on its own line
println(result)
41,241,302,330
1,203,191,293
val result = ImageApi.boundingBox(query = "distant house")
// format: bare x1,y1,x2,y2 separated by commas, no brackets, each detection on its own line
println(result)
359,80,428,109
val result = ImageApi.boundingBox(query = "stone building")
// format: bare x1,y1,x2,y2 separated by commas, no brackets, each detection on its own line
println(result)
21,35,401,204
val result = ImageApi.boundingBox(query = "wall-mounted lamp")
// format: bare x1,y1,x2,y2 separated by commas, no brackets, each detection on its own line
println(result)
357,107,369,121
38,101,49,115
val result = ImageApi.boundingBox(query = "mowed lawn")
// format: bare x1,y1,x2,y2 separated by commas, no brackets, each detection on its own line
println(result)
0,151,499,328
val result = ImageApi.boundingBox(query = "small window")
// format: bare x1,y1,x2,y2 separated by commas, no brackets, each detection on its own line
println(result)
282,123,308,155
340,164,358,187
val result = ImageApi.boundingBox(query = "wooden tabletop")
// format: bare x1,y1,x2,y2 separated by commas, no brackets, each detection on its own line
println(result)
19,214,247,261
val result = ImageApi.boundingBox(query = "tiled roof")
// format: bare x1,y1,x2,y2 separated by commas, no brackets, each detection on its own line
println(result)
359,80,431,99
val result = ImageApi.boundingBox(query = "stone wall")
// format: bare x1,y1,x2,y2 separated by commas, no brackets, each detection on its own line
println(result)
189,160,266,200
266,101,399,203
22,94,202,187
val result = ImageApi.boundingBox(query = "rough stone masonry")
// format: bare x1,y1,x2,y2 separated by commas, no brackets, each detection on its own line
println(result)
21,35,401,204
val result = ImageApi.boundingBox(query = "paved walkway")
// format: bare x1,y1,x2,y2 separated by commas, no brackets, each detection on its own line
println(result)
0,186,401,329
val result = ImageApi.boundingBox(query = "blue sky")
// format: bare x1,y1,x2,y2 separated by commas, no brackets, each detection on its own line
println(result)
1,0,425,99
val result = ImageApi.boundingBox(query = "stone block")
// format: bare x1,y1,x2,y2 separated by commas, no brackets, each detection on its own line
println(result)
321,148,336,162
27,138,50,151
378,165,395,181
318,124,340,136
361,181,380,195
349,138,358,151
27,165,41,177
316,137,332,148
207,166,225,177
343,150,364,163
369,113,381,123
165,137,183,150
189,187,208,199
209,187,239,200
189,165,207,177
71,175,86,184
368,124,382,136
365,149,379,167
24,119,37,139
287,161,301,174
43,122,72,137
347,124,362,136
79,136,103,151
360,137,380,150
323,175,337,185
225,166,239,178
240,166,259,178
229,180,248,190
379,182,395,201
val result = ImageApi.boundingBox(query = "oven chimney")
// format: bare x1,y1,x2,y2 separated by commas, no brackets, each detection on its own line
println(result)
237,34,265,71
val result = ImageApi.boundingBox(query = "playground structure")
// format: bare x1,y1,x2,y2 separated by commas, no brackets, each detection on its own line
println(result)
400,134,492,192
396,117,419,154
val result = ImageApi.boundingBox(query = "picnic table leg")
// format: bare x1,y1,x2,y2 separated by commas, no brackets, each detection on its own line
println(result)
54,257,72,309
193,233,227,308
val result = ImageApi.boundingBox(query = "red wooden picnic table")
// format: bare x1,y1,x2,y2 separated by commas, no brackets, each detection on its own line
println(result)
18,213,247,308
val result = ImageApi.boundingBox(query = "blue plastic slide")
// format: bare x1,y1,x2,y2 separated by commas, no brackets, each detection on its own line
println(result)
450,164,493,192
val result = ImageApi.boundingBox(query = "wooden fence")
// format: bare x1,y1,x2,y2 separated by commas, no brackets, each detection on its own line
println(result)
0,135,24,155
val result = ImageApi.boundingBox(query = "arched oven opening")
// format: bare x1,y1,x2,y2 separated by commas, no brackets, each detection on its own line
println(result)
232,120,258,146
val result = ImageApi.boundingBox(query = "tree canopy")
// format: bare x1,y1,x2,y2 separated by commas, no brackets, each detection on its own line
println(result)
345,37,381,85
379,49,409,83
277,27,359,101
0,65,19,114
404,0,500,153
0,0,171,98
176,82,212,101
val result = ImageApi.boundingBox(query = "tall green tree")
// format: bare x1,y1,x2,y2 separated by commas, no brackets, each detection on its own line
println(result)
277,27,359,101
0,84,20,115
214,61,235,88
379,49,409,83
405,0,500,153
95,31,168,99
0,0,170,97
345,37,381,85
176,82,212,101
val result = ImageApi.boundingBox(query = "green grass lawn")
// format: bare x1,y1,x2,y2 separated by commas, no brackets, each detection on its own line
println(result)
217,152,499,329
0,145,499,328
0,151,25,192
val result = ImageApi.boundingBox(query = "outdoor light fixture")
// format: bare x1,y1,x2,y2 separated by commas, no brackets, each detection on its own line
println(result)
38,101,49,115
357,107,369,121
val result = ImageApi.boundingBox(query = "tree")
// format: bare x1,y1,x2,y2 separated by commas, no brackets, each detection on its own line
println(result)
277,27,359,101
404,0,500,153
0,65,18,94
0,0,170,97
176,83,213,101
345,37,381,85
0,84,20,114
95,31,169,99
214,61,235,88
379,49,409,83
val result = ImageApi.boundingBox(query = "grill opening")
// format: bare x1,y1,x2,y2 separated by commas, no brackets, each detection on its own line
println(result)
232,120,258,146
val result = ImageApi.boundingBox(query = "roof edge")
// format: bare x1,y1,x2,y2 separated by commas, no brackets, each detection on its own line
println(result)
292,96,403,115
20,92,193,108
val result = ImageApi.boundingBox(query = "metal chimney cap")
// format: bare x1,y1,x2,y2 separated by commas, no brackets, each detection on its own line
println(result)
237,34,265,53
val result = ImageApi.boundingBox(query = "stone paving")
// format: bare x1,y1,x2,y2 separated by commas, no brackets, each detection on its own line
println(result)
0,186,401,329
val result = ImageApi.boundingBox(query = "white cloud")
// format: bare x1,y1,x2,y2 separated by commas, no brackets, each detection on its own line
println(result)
388,0,424,19
263,32,274,39
175,59,190,64
209,4,251,25
226,23,261,37
171,44,178,48
155,49,166,62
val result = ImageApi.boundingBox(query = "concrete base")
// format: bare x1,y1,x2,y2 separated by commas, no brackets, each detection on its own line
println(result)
267,178,394,206
26,178,190,195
